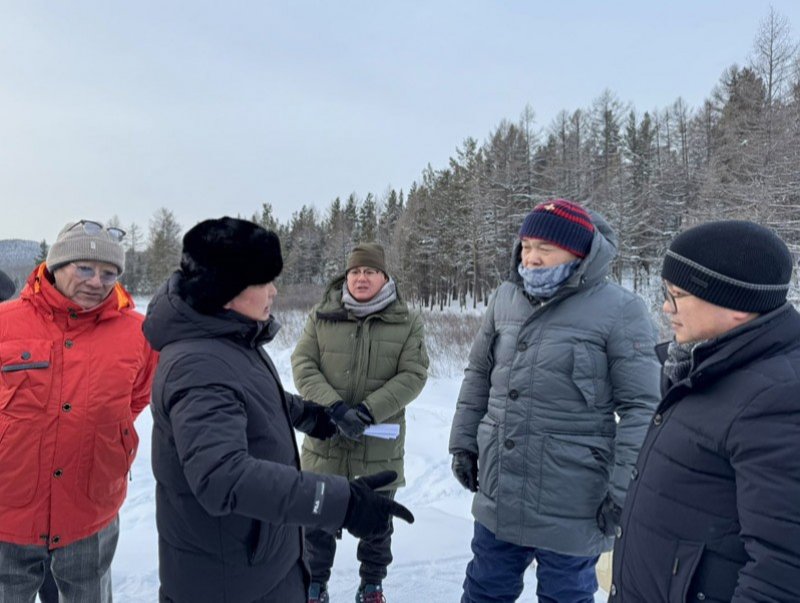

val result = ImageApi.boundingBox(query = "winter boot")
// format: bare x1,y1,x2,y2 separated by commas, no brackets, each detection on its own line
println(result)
356,583,386,603
308,582,329,603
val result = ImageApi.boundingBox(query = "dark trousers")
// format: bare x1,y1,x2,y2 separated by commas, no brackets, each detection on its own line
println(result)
462,521,599,603
305,489,395,585
38,565,58,602
159,561,307,603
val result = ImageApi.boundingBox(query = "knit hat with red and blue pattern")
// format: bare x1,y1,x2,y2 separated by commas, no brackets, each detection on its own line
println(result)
519,199,595,258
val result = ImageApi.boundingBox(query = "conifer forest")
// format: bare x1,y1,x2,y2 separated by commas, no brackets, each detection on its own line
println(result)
37,9,800,310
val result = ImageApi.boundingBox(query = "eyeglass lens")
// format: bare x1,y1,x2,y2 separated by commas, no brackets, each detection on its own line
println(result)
73,264,119,285
348,268,379,277
662,282,677,312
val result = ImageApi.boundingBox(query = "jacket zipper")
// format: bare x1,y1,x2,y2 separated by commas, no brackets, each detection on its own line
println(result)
345,319,365,479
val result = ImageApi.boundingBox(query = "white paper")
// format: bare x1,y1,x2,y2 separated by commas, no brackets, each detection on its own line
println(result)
364,423,400,440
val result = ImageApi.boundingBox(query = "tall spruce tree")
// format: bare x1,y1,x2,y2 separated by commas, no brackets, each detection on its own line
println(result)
144,208,182,293
358,193,378,242
120,222,145,295
34,240,49,265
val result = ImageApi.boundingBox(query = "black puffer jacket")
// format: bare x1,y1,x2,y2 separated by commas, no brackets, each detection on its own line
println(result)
144,273,351,603
611,304,800,602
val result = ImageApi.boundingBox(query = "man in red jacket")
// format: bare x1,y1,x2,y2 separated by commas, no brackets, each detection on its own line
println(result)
0,220,158,603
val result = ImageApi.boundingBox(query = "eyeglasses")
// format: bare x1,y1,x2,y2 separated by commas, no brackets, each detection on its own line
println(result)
67,220,126,242
662,281,691,313
70,263,120,286
347,268,381,278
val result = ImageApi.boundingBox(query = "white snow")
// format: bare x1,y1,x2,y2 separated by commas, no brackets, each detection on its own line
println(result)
112,309,609,601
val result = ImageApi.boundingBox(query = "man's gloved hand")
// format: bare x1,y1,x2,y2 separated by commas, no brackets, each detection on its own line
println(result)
293,401,338,440
451,450,479,492
596,493,623,536
342,470,415,539
327,401,373,440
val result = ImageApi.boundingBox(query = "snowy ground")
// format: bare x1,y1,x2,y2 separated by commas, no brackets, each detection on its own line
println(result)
112,306,608,601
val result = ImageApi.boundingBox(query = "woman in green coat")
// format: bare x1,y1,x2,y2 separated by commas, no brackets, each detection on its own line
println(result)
291,243,428,603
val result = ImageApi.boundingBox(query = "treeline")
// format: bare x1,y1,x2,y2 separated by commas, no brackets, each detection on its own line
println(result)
271,9,800,308
44,9,798,307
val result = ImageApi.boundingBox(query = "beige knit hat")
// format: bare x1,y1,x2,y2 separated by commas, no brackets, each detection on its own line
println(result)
46,220,126,274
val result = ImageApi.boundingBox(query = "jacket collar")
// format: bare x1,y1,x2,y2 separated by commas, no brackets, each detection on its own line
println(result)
659,303,800,401
21,263,133,322
509,209,618,300
316,274,408,323
143,271,278,351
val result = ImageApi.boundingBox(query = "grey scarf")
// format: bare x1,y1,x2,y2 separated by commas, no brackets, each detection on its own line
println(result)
663,340,700,384
517,260,580,298
342,278,397,318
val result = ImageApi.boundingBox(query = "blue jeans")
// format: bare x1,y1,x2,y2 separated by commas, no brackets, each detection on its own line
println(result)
0,516,119,603
462,521,598,603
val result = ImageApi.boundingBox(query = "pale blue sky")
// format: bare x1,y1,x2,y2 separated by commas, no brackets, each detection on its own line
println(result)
2,1,799,241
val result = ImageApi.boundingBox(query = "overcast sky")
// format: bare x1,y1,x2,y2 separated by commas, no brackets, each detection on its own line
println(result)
2,1,799,242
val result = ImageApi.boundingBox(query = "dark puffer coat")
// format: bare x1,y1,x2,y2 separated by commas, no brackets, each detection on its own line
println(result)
143,273,351,603
611,304,800,602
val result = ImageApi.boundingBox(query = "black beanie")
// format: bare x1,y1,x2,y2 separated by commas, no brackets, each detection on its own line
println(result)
178,217,283,314
662,220,792,313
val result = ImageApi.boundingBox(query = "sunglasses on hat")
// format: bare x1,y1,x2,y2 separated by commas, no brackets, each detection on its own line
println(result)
67,220,126,243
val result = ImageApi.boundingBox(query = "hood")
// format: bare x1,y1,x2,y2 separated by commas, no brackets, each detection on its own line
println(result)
510,209,617,290
143,271,279,352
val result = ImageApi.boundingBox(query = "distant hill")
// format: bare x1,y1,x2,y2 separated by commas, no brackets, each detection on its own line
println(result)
0,239,41,294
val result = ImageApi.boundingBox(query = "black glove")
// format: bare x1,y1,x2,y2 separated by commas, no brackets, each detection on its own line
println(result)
342,470,415,539
293,401,338,440
596,494,623,536
451,451,479,492
327,401,373,440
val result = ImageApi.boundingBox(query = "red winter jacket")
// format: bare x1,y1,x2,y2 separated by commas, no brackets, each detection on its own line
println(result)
0,264,158,548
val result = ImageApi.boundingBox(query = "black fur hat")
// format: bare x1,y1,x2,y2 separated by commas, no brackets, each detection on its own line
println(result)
178,217,282,314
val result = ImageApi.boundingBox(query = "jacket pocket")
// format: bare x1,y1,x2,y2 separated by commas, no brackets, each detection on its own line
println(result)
0,418,41,507
363,411,405,463
538,433,612,518
571,342,610,408
0,381,20,413
0,339,53,411
367,339,404,382
86,419,138,504
476,416,500,500
668,540,705,603
249,520,282,565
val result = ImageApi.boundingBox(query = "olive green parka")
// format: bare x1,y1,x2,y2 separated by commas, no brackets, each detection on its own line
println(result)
291,275,428,488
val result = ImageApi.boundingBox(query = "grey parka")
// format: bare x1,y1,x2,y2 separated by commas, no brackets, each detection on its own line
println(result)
449,213,660,557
